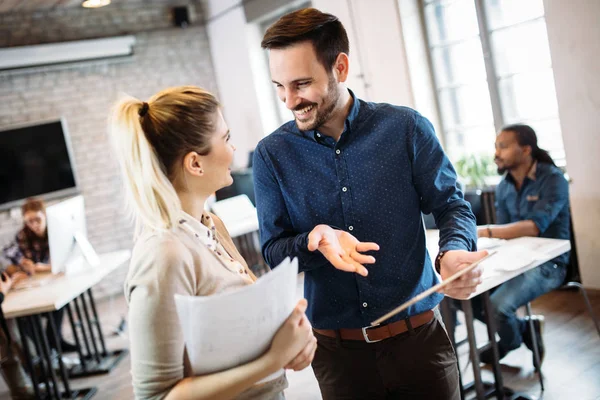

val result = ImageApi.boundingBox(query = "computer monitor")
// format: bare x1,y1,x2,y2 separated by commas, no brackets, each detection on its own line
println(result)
46,195,99,275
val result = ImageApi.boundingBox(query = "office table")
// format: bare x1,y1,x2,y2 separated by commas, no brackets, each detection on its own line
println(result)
425,230,570,400
2,249,131,399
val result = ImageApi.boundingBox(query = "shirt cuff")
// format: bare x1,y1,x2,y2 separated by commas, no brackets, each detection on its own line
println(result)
439,239,474,253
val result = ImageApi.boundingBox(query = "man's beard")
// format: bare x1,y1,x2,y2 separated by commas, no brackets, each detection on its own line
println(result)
496,159,516,175
294,74,339,131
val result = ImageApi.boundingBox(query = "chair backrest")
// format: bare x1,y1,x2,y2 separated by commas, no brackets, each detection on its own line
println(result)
215,168,256,206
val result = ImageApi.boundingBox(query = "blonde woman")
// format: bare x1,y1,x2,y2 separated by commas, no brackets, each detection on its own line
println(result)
109,86,316,400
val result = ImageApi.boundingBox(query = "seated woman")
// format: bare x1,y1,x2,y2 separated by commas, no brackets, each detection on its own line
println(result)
109,86,316,400
2,198,77,353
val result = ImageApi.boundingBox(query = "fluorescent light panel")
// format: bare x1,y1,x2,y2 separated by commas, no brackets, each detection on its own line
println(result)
0,35,136,70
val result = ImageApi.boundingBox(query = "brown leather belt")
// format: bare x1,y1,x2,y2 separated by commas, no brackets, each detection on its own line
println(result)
313,310,434,343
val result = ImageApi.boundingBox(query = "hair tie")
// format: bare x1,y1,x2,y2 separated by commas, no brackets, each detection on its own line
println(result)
139,102,149,117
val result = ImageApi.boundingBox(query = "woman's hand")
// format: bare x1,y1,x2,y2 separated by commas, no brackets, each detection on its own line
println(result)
20,258,36,275
283,330,317,371
266,299,315,371
35,263,52,273
0,272,13,294
10,272,29,284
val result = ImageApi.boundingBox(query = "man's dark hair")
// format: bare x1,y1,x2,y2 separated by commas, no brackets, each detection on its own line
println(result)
261,8,349,72
502,124,556,166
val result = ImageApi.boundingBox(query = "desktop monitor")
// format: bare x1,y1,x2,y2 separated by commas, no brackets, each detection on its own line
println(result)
46,195,99,275
0,118,79,211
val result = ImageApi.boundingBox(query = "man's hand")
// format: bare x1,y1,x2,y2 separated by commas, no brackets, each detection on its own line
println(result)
438,250,488,299
307,225,379,277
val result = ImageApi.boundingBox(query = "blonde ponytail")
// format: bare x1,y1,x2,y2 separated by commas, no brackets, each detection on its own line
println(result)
109,86,220,235
109,96,182,234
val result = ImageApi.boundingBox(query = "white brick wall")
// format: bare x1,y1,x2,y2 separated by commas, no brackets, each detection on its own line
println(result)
0,3,218,299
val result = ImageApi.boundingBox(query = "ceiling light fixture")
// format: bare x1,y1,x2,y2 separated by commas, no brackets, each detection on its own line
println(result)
81,0,111,8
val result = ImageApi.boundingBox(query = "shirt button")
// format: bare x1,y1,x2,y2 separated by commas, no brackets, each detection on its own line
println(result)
349,226,354,231
342,187,348,192
362,302,368,308
336,149,341,155
316,133,321,137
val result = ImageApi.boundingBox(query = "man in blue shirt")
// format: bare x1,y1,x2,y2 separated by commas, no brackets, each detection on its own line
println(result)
475,124,570,367
255,8,487,399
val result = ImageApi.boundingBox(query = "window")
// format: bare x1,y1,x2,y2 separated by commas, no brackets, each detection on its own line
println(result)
422,0,565,165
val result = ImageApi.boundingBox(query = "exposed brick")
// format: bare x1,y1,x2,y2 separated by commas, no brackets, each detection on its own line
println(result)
0,3,217,299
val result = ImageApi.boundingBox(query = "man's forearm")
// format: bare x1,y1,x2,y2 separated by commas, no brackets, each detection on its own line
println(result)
263,233,329,273
480,220,540,239
436,200,478,252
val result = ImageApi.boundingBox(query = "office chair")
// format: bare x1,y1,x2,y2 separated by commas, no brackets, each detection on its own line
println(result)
215,168,256,206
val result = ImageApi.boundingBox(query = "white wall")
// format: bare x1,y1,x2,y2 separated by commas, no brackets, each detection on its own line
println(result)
204,0,265,168
544,0,600,289
312,0,415,107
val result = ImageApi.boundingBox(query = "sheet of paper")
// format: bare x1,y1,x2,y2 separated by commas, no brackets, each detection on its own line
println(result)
174,257,299,379
477,237,506,250
479,244,546,272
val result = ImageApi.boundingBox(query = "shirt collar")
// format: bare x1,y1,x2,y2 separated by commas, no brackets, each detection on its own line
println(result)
294,88,360,142
178,211,218,249
527,161,538,181
505,161,538,185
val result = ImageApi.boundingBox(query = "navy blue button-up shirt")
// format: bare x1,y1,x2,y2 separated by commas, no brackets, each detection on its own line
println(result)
495,161,570,266
253,91,477,329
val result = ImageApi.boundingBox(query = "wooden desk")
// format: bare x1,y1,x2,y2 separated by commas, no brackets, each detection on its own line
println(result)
2,250,130,318
3,250,131,400
425,230,570,400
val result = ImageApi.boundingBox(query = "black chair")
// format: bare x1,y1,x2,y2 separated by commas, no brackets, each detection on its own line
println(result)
215,168,256,206
422,189,496,229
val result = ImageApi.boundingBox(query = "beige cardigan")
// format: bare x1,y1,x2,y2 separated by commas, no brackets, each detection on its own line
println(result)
125,213,287,400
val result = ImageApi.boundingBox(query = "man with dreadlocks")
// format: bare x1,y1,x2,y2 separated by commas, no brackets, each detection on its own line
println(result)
474,123,570,367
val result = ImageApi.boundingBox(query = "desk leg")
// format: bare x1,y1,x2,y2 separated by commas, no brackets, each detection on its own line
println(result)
481,292,505,397
461,299,486,399
66,302,88,373
28,315,54,397
73,296,95,362
16,318,41,399
31,314,61,398
46,311,73,398
78,295,101,363
86,289,107,356
67,293,128,379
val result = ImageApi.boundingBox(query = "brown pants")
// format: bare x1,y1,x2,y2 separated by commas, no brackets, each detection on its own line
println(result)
312,311,460,400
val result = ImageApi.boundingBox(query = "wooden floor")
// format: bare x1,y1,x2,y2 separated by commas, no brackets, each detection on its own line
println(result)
1,288,598,400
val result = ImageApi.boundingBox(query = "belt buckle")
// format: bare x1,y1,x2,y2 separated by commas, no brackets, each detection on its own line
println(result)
361,324,382,343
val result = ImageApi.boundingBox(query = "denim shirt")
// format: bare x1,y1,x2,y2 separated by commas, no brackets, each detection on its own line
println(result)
495,161,570,266
253,90,477,329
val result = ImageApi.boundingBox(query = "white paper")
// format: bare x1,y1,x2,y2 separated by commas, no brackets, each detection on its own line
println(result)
174,257,299,379
477,237,506,250
480,244,546,272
